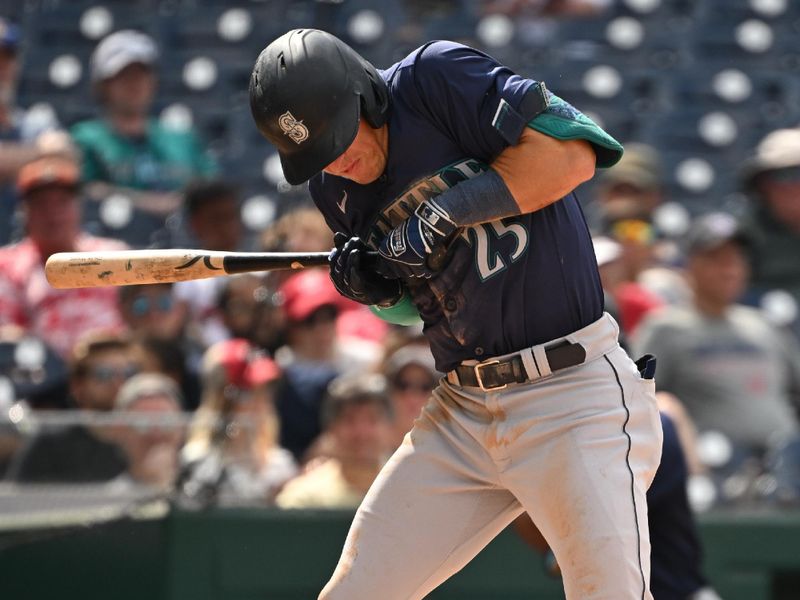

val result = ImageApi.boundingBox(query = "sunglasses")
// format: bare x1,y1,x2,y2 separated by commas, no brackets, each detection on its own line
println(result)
130,293,173,317
89,364,139,383
392,379,435,394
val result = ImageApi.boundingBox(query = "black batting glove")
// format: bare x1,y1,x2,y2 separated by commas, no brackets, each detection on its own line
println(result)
329,234,404,307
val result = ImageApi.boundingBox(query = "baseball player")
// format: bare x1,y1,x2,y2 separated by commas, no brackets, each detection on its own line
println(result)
250,29,663,600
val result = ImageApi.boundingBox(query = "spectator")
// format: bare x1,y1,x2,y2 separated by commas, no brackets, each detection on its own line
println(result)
275,270,381,374
0,18,61,245
172,180,246,345
273,270,382,459
741,127,800,313
6,332,137,482
110,373,184,491
586,145,682,335
182,179,243,251
261,206,387,343
276,373,392,509
180,339,295,506
633,212,800,456
383,344,439,449
261,205,334,255
119,283,203,408
0,155,126,357
260,206,335,288
217,273,273,342
119,283,187,342
133,335,201,411
71,30,217,247
594,143,664,225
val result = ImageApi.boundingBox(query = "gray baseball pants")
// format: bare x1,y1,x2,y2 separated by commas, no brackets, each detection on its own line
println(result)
320,313,663,600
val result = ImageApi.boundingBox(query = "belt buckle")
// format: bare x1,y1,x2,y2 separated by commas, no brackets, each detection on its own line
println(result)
474,360,507,392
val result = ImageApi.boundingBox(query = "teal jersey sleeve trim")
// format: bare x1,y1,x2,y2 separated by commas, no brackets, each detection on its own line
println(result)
369,293,422,326
527,94,624,169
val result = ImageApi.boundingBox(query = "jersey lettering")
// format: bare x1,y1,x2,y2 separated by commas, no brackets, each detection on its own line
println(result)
366,158,487,249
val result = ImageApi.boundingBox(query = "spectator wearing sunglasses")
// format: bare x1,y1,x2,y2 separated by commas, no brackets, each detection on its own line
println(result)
110,373,185,492
383,344,440,450
6,332,137,482
119,283,186,341
119,284,203,410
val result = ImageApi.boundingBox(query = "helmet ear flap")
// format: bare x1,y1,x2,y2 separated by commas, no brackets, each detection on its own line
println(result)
360,67,389,128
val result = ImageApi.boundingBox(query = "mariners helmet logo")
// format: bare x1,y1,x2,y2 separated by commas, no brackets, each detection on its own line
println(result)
278,111,309,144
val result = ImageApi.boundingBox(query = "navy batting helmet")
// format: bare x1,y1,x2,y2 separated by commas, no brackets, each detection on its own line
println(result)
249,29,389,185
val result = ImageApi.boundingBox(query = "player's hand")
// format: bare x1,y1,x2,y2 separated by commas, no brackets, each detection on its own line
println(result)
329,234,404,307
376,200,459,279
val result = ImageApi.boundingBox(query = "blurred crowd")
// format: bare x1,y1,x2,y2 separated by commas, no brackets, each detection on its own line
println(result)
0,11,799,522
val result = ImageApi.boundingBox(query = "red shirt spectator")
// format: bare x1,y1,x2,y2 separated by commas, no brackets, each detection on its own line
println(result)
0,155,126,356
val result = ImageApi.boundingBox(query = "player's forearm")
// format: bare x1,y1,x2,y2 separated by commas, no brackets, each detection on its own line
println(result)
416,130,594,232
492,129,595,214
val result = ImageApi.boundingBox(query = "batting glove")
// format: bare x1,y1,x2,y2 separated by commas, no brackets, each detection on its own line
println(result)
376,199,459,279
329,234,404,307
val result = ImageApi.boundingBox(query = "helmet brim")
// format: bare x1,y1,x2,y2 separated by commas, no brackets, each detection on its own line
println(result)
279,98,360,186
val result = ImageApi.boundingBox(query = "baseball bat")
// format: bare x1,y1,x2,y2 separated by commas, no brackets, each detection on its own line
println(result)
45,249,332,289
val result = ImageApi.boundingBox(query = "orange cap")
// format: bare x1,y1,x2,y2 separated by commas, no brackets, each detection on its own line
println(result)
17,156,80,196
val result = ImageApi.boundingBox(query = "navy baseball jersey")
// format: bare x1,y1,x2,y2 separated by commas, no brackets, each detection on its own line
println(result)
309,41,623,372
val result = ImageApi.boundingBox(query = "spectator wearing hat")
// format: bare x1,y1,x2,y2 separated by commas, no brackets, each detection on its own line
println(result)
180,339,295,506
741,127,800,317
273,270,382,460
0,154,126,358
111,372,184,491
275,270,381,374
6,332,138,483
592,142,664,228
70,30,217,247
633,212,800,461
383,344,440,450
276,373,392,509
0,17,63,245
